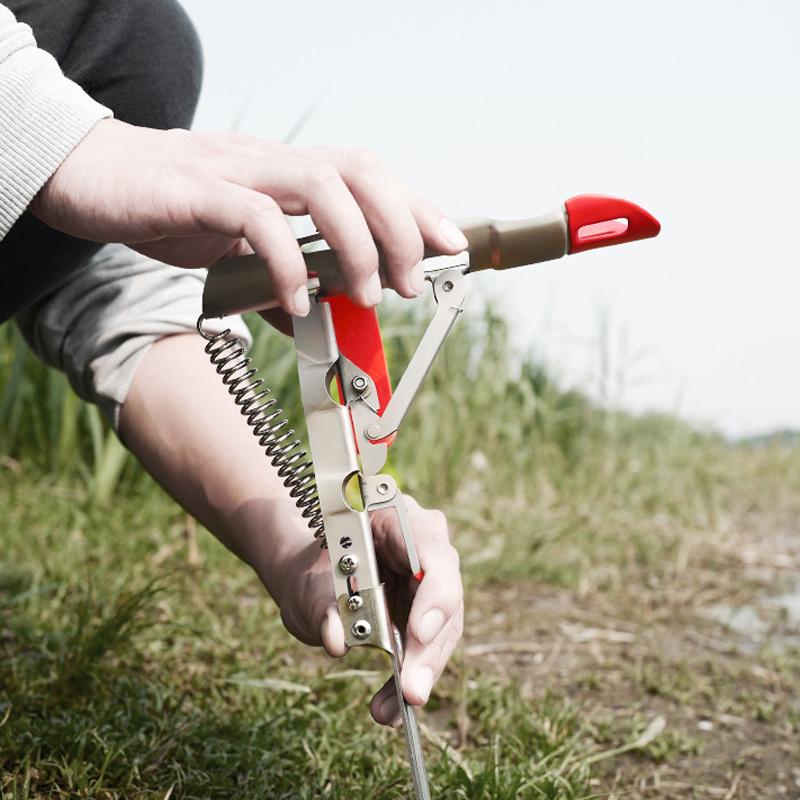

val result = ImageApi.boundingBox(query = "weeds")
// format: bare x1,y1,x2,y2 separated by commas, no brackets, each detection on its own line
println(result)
1,305,799,797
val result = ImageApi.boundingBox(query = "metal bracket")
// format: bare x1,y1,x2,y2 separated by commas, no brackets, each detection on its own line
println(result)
291,256,469,800
363,475,422,579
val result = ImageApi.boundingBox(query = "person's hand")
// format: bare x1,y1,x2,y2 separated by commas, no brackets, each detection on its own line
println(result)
275,495,463,727
30,119,468,316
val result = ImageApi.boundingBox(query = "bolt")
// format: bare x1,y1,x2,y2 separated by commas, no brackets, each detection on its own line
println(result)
351,375,368,393
352,620,372,640
365,424,381,440
442,280,454,292
377,481,390,495
338,554,358,574
347,595,364,611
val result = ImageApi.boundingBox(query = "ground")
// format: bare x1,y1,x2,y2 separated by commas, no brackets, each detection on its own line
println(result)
1,451,798,799
1,314,798,798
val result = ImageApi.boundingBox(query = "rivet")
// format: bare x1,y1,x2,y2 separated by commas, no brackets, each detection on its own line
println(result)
352,620,372,640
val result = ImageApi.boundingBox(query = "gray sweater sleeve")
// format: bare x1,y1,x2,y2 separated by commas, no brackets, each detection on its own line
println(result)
0,4,112,239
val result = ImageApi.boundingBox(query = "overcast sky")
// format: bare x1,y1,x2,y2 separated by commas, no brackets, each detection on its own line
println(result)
182,0,800,437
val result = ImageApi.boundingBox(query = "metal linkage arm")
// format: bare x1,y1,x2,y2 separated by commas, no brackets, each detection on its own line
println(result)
366,265,467,443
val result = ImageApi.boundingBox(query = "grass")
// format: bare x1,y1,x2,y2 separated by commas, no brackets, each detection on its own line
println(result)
2,302,799,798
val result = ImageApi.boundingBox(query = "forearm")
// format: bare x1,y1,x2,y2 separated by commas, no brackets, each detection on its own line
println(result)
118,332,308,604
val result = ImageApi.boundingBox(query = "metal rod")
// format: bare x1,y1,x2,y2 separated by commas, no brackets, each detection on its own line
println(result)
392,628,431,800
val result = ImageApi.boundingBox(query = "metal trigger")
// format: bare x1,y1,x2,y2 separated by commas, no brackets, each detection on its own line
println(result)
362,475,422,579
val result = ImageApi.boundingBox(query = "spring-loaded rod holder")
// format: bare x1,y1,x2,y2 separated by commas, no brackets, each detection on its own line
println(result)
199,194,660,800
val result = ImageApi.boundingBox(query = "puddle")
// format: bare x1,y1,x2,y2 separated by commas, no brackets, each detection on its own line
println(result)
700,583,800,652
769,583,800,624
703,604,769,639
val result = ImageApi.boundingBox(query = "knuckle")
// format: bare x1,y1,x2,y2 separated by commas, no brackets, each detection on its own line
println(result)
344,236,379,276
403,494,421,511
267,247,304,282
430,508,449,533
446,578,463,608
387,225,424,268
305,161,343,192
245,195,280,218
348,148,381,175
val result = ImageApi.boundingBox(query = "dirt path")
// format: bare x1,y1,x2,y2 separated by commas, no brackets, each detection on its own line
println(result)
457,519,800,798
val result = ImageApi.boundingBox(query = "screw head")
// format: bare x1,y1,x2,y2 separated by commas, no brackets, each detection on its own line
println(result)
442,280,454,292
377,481,390,495
352,620,372,640
347,595,364,611
351,375,368,393
365,424,381,440
338,554,358,574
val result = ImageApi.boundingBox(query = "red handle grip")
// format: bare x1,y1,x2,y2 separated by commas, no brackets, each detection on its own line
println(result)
565,195,661,254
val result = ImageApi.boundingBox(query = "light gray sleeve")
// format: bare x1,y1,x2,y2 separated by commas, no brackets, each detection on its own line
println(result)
0,3,112,239
16,244,254,430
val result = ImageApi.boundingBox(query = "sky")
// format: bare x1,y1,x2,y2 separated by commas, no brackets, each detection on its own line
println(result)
182,0,800,437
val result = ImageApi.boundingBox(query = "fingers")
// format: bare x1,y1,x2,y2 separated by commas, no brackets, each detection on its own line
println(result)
369,497,464,718
319,603,348,658
273,145,467,301
406,192,469,255
194,182,310,316
404,506,461,642
322,150,425,298
300,162,382,307
199,137,467,311
370,677,402,728
229,151,382,308
370,606,464,727
400,501,463,705
402,604,463,706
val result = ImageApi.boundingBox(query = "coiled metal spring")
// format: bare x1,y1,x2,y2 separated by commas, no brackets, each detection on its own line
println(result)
197,316,325,543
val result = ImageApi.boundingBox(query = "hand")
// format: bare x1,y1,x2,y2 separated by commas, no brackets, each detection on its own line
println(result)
275,496,463,727
31,119,468,316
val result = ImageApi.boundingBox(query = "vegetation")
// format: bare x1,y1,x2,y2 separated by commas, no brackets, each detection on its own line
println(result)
1,303,798,798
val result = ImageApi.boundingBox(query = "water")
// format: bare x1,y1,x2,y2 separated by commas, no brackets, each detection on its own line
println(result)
701,583,800,651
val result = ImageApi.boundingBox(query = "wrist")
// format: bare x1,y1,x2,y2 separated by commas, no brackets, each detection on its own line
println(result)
223,497,312,606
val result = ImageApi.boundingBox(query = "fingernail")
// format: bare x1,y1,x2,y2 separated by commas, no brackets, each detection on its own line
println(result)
409,264,425,296
292,286,310,317
439,218,468,251
413,666,434,704
417,608,445,644
365,272,383,306
378,695,400,725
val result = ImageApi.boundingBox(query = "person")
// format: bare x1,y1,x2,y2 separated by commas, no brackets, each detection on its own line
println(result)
0,0,464,729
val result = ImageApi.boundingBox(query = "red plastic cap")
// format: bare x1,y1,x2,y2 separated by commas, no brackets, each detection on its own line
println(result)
565,195,660,255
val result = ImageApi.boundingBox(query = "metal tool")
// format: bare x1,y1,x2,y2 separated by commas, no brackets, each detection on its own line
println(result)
198,194,660,798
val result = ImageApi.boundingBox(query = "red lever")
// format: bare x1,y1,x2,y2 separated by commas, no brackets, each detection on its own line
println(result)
565,195,660,254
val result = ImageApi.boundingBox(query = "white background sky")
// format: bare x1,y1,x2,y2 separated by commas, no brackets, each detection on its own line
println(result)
183,0,800,438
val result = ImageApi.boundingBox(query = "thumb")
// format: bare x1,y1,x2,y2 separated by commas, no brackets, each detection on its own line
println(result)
319,603,348,658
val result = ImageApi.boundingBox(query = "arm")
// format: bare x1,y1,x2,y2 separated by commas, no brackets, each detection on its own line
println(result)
118,332,463,725
0,3,111,238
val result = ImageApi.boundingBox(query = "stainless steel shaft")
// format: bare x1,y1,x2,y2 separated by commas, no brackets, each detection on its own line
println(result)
392,628,431,800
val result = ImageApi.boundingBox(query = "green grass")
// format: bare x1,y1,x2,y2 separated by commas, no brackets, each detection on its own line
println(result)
0,473,605,799
2,305,799,798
